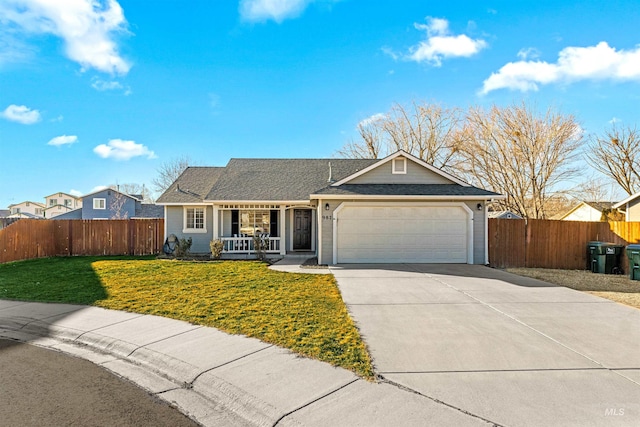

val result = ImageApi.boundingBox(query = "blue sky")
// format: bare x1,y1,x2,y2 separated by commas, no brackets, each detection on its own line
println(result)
2,0,640,208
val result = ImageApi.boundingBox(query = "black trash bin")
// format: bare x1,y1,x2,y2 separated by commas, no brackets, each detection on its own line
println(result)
626,244,640,280
587,241,624,274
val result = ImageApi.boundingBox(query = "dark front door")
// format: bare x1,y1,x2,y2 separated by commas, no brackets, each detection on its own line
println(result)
293,209,312,250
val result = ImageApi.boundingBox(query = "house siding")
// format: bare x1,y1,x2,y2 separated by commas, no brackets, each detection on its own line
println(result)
348,158,452,185
82,189,137,219
628,199,640,221
563,206,603,221
319,199,486,265
165,205,213,253
468,201,486,264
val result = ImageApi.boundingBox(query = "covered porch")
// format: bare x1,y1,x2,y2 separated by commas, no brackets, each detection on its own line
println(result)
212,203,317,256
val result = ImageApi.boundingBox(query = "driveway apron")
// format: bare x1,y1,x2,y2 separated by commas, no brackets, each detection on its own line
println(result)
330,264,640,427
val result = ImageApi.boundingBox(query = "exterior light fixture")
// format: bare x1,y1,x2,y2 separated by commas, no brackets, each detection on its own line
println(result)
477,203,483,211
325,203,330,211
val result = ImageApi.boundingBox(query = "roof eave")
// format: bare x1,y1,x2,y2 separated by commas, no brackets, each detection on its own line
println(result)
203,199,313,205
613,193,640,209
310,194,506,200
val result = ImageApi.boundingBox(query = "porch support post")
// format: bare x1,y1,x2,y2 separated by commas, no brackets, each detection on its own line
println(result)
279,206,286,255
212,204,219,239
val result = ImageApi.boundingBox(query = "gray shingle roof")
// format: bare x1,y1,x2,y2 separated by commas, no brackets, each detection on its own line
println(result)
583,201,615,211
157,167,225,204
205,159,378,201
52,208,82,219
135,204,164,218
312,184,501,197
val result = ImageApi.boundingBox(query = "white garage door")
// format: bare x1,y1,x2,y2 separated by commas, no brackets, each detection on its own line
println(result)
336,205,469,263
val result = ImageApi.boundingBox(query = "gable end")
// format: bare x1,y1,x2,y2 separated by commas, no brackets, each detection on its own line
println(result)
331,151,468,187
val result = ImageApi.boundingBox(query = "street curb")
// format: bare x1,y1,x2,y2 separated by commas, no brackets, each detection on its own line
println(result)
0,306,358,427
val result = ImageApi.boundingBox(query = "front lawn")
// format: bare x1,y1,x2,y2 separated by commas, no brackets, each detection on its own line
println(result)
0,256,373,378
506,268,640,309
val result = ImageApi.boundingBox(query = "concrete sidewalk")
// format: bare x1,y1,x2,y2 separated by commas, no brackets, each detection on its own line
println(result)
0,299,488,427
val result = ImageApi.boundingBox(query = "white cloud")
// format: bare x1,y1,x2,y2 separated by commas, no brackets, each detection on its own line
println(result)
239,0,311,23
91,78,122,91
407,17,487,66
609,117,622,124
93,138,156,161
69,189,83,197
1,104,41,124
481,42,640,94
0,0,130,74
381,46,400,61
89,185,108,194
358,113,386,127
91,77,131,94
517,47,540,61
47,135,78,147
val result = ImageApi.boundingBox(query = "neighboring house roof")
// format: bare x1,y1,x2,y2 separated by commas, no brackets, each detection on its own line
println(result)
8,201,45,208
44,192,80,199
8,212,41,219
43,204,73,211
487,210,523,219
206,159,377,201
0,209,10,218
556,201,616,220
157,167,226,204
82,188,140,201
312,184,499,198
52,208,83,220
134,204,164,218
584,201,615,211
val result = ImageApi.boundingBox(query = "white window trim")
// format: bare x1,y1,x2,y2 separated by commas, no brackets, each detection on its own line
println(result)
93,198,106,210
392,157,407,174
183,206,207,233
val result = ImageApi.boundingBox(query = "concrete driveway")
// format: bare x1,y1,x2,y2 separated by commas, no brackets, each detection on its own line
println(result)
330,264,640,427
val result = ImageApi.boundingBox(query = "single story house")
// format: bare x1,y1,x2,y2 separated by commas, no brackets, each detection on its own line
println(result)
613,193,640,221
555,201,621,222
157,151,503,265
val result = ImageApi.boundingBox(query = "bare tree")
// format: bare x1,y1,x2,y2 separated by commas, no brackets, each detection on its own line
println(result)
586,125,640,196
383,102,463,173
109,191,129,219
336,102,462,172
456,102,583,219
153,156,191,194
566,178,613,203
113,183,154,203
336,115,385,159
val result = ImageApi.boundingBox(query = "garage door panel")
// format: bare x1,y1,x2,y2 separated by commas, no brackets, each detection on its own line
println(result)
336,205,469,264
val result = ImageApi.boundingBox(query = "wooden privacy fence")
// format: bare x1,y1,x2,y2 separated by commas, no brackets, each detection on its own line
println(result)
489,218,640,271
0,219,164,264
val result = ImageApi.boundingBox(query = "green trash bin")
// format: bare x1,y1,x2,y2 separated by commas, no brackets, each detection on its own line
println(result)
626,244,640,280
587,241,624,274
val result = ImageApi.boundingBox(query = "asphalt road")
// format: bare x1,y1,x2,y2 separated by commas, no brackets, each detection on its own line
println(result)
0,339,198,427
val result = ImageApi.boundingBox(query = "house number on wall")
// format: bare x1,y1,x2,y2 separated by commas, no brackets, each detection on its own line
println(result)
322,215,332,220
